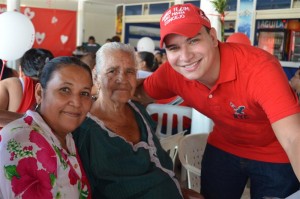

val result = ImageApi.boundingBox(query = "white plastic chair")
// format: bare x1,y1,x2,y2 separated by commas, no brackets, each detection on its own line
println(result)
178,133,209,193
146,103,192,139
160,131,185,167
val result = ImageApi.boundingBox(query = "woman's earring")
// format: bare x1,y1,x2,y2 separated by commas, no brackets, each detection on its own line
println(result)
35,103,40,111
91,89,99,101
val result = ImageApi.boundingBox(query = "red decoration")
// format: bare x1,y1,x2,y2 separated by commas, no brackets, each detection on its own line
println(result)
0,4,76,57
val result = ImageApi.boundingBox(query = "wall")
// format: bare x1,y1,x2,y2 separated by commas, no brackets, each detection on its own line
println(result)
0,0,116,46
83,2,116,46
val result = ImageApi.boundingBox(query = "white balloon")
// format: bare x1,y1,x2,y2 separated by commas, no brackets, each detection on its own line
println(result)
0,11,35,61
137,37,155,53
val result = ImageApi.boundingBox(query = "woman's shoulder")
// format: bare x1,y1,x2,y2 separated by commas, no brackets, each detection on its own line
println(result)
0,77,21,91
1,117,30,139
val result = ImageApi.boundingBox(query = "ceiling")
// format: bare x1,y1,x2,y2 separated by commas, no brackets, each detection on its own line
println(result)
0,0,169,11
19,0,168,7
85,0,167,5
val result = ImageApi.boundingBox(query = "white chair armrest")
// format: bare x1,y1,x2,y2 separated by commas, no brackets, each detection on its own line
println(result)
182,163,201,176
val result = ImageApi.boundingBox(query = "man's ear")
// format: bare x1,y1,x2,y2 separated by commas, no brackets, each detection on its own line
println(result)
209,28,219,46
35,83,43,104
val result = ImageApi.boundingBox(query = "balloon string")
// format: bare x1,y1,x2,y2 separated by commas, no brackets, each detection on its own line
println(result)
0,60,7,80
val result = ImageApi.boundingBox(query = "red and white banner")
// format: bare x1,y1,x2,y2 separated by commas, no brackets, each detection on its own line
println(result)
0,5,76,57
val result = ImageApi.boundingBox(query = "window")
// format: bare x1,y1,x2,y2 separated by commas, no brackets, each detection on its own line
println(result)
125,5,143,15
149,3,170,15
256,0,291,10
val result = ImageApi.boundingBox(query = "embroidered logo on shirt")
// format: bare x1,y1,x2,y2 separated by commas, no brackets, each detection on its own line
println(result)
230,102,248,119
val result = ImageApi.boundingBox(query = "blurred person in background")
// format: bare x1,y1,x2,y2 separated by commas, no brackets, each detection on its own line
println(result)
0,48,54,114
0,59,19,80
136,51,159,78
83,36,101,53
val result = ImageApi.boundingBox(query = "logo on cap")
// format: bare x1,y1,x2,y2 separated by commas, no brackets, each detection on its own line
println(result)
159,3,211,48
161,5,191,27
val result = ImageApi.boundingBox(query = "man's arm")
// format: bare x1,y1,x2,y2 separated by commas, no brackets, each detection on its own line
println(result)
133,78,155,106
272,113,300,181
0,110,23,127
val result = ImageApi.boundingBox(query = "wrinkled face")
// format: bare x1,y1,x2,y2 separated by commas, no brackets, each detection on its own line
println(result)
164,27,219,82
36,65,93,135
99,50,137,103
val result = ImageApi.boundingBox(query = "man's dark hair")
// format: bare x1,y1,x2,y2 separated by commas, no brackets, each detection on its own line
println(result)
111,35,121,42
20,48,54,78
89,36,95,41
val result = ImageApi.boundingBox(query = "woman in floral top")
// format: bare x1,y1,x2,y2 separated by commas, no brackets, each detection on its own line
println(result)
0,56,93,199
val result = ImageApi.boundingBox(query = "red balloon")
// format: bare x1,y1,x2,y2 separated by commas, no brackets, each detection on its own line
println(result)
226,32,251,46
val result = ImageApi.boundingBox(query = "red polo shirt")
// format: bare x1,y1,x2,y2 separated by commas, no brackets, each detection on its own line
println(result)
144,42,300,163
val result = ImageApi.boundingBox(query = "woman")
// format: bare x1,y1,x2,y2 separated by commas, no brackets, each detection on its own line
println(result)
136,51,158,78
0,48,54,113
0,56,93,199
73,42,185,199
0,59,19,80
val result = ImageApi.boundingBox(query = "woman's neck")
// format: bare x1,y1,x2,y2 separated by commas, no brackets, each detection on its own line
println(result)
91,97,128,119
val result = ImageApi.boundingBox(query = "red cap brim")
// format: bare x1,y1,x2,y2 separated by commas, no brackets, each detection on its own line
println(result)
160,23,202,48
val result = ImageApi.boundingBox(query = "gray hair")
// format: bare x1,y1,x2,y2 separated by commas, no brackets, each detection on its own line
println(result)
95,42,137,73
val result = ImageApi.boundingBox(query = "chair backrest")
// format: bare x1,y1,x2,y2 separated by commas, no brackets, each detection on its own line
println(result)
160,131,185,167
146,103,192,138
178,133,209,193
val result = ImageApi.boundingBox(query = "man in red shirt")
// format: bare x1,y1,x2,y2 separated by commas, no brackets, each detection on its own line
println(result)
137,3,300,199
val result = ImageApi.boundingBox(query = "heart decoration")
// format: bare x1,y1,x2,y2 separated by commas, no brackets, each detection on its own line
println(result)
60,35,68,44
51,16,58,24
24,7,35,20
36,32,46,45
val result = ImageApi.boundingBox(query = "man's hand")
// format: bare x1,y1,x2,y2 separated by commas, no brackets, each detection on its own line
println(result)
133,78,154,106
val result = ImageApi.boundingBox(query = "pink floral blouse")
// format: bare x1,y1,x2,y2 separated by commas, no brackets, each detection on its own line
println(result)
0,110,91,199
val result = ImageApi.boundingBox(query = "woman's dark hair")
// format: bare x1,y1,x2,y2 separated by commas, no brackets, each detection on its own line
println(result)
0,64,14,80
138,51,159,72
20,48,54,78
39,56,92,89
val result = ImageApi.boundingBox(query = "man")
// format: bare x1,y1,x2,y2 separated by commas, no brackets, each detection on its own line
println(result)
83,36,101,53
136,3,300,199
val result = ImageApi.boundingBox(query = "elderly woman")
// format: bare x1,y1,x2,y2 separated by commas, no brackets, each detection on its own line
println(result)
73,42,188,199
0,56,93,198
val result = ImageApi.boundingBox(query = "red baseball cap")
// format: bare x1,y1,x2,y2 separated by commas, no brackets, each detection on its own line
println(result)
160,3,211,48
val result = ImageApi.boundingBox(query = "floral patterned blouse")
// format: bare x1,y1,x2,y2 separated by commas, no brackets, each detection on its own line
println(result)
0,110,91,199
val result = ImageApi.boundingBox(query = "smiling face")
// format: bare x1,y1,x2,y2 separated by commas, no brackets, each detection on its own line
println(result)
36,65,93,136
164,27,220,87
99,49,137,104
